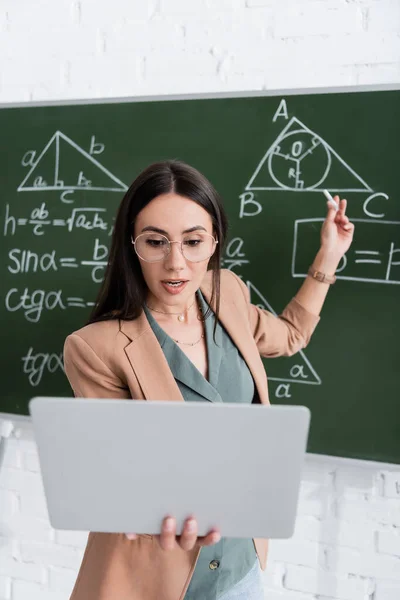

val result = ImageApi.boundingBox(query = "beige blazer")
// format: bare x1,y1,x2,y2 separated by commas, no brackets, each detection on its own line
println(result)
63,269,320,600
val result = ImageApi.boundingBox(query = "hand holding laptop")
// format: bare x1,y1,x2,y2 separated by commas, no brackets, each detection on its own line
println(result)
126,515,221,550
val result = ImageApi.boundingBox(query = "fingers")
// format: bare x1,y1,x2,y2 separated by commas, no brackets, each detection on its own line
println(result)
159,516,178,551
126,517,222,551
336,210,350,227
325,201,337,221
197,529,221,547
329,195,346,214
157,516,221,551
335,196,347,214
342,221,355,234
178,518,202,551
333,196,354,234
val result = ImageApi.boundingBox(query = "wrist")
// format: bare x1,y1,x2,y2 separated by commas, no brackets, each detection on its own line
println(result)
312,248,341,274
308,266,336,284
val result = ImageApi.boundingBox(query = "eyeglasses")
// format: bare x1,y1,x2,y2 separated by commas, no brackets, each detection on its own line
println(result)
131,232,218,263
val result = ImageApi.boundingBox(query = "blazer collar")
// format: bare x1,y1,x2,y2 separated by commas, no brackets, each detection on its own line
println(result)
200,273,267,402
119,272,266,403
142,299,221,403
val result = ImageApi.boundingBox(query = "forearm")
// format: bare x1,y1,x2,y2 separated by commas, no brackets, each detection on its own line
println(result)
294,248,340,316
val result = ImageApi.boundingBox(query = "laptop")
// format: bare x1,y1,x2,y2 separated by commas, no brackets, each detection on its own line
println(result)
29,397,310,539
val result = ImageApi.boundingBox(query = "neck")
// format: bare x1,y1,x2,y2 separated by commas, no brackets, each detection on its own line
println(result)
146,293,198,319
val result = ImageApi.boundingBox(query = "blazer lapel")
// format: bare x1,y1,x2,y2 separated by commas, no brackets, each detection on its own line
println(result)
200,275,269,405
120,312,185,403
120,271,268,405
145,306,220,403
200,292,222,390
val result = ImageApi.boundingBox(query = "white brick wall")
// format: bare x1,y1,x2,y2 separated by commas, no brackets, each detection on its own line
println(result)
1,421,400,600
1,0,400,599
0,0,399,102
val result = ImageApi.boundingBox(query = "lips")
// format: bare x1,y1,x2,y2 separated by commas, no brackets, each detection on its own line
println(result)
161,280,188,283
161,280,189,295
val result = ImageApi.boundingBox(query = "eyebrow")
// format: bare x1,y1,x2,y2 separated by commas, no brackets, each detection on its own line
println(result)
140,225,208,235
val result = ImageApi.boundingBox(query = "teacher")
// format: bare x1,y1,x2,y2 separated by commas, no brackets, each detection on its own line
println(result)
64,160,354,600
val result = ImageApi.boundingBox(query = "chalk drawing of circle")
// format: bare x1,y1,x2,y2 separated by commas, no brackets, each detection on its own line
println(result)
267,130,331,190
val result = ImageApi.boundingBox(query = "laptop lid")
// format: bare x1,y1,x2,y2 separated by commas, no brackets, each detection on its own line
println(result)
29,397,310,539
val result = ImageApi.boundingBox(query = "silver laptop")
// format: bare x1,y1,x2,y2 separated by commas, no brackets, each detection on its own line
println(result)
29,397,310,539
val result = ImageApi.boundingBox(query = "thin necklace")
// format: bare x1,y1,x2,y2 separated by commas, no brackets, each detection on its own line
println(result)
174,332,205,347
173,299,205,346
146,297,196,322
147,295,205,346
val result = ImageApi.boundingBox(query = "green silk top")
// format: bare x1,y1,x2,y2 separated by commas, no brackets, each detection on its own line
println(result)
144,290,258,600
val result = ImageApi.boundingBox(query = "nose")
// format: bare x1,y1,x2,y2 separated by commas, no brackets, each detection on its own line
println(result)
164,241,186,271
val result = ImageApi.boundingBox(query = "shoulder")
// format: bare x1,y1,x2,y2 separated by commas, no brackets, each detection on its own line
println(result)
202,268,248,299
67,318,122,347
64,319,130,370
221,268,246,289
202,268,246,289
201,270,250,317
64,314,149,362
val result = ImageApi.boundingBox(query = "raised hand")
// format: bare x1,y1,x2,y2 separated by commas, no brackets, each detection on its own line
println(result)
320,195,355,261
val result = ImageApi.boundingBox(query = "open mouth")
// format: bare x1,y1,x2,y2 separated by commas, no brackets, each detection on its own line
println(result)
161,280,188,293
163,280,186,287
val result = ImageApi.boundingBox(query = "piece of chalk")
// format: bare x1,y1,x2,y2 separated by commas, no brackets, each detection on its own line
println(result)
322,189,338,210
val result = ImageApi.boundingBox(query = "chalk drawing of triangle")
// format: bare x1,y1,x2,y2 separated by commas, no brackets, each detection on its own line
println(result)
18,131,128,192
246,280,321,385
245,117,372,193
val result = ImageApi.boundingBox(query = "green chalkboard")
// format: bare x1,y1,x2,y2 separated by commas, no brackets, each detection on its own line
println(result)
1,86,399,463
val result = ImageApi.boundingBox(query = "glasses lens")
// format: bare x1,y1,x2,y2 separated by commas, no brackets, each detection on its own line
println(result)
182,233,216,262
135,233,169,262
134,233,216,262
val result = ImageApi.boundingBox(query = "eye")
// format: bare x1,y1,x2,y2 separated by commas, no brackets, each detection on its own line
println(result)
183,237,203,246
144,236,168,247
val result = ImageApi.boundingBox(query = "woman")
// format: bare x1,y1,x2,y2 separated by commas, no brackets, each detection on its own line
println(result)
64,160,354,600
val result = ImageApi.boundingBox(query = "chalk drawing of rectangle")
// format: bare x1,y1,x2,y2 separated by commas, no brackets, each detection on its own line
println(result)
292,218,400,285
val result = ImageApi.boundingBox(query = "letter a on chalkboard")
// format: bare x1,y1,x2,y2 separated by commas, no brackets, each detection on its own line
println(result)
246,280,321,386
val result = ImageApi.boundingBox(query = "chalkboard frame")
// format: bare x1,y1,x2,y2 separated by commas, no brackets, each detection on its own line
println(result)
1,83,400,465
1,83,399,110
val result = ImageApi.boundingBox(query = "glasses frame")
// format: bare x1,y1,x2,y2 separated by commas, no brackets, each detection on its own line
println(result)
131,232,218,263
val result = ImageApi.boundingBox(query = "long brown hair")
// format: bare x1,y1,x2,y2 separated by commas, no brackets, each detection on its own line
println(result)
88,160,228,326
